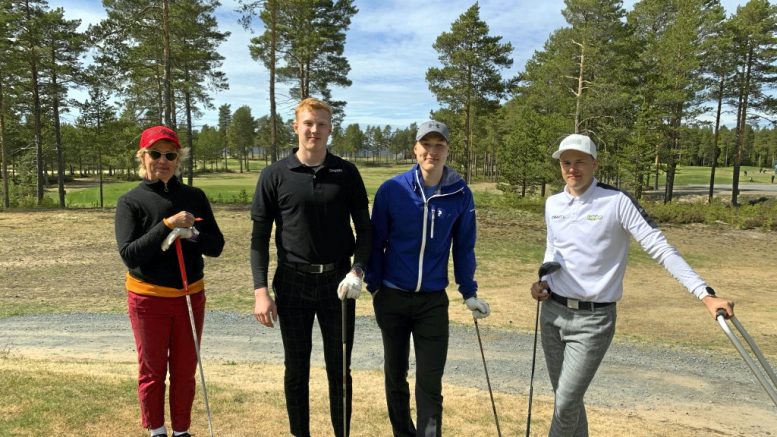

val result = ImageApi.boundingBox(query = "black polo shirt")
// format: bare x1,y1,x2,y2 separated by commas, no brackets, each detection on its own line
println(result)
250,149,371,289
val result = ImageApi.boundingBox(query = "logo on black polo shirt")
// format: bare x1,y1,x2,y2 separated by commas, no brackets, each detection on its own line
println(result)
329,168,343,173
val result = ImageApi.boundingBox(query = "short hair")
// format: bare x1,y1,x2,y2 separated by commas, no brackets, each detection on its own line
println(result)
135,145,190,179
295,97,332,121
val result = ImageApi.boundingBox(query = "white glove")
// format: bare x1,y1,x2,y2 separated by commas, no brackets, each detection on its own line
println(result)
161,227,199,251
465,297,490,319
337,271,363,300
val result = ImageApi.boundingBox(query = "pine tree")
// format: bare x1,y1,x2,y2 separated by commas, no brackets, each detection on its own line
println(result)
41,7,85,207
426,3,513,183
727,0,777,205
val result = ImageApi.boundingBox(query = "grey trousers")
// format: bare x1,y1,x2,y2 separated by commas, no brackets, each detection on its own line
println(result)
540,299,616,437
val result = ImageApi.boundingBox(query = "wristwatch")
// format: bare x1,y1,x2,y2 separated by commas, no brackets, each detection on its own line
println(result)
700,286,716,299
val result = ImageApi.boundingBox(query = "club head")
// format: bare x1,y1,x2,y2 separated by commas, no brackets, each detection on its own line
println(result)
538,261,561,279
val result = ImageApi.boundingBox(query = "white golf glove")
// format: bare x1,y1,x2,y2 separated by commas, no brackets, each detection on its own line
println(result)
337,271,363,300
161,227,199,251
465,297,491,319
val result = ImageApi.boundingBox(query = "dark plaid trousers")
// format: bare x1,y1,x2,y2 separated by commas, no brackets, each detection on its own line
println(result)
272,262,355,437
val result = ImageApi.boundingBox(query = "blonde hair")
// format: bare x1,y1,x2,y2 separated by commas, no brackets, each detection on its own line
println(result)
294,97,333,121
136,146,190,180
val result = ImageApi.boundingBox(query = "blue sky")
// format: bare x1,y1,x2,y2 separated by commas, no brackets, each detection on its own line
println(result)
54,0,750,130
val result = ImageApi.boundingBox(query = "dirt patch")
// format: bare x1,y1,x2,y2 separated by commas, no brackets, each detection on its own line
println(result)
1,207,776,435
1,312,776,435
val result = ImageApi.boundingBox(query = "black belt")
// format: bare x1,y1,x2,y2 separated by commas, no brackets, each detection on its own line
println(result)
284,261,340,274
549,292,614,311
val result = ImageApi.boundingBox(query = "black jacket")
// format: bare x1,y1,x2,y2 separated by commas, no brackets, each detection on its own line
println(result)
115,176,224,289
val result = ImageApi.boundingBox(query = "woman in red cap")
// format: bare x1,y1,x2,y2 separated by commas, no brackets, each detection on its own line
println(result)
115,125,224,437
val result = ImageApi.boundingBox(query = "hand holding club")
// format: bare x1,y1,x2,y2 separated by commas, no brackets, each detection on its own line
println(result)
465,297,491,319
161,227,199,251
337,270,363,300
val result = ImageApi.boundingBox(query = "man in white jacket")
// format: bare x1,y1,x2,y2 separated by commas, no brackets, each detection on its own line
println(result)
530,133,735,437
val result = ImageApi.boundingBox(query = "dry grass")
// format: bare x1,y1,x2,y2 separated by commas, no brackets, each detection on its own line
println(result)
1,206,775,354
0,354,741,436
2,206,777,435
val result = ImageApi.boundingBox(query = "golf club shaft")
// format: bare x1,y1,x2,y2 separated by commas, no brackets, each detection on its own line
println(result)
526,299,540,437
474,318,502,437
730,316,777,388
342,297,347,437
717,313,777,407
175,239,215,437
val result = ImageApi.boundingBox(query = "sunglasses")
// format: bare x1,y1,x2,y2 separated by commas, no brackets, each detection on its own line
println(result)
146,150,179,161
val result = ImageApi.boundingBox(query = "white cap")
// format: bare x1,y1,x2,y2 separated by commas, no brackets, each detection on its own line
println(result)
552,134,597,159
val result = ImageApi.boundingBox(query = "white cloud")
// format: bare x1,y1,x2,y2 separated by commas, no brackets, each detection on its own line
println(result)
51,0,752,130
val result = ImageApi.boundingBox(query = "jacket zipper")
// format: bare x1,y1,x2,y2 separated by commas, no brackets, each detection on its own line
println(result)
413,171,463,292
430,207,436,239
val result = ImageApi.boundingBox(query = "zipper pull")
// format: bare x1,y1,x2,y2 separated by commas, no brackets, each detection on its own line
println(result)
164,182,168,192
430,206,436,239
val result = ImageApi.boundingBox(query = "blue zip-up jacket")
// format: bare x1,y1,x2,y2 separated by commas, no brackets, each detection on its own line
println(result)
366,165,478,298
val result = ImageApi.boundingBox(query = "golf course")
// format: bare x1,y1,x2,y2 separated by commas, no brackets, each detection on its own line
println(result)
1,162,777,436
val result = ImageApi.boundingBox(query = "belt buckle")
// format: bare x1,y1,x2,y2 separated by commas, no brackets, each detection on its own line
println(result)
567,298,579,310
312,264,324,274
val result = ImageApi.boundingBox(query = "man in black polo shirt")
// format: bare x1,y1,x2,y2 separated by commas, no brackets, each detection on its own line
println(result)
250,97,372,437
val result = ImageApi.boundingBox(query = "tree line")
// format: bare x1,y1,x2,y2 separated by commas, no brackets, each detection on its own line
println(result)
0,0,775,209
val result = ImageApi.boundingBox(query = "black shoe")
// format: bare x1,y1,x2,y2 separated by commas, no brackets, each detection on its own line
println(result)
151,434,167,437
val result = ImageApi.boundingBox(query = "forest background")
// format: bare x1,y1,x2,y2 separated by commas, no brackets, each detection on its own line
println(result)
2,1,777,435
0,0,776,211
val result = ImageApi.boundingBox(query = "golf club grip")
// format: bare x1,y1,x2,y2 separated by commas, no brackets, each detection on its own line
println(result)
716,308,727,319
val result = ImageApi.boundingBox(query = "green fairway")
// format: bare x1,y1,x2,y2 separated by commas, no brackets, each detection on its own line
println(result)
57,159,411,207
654,164,775,186
53,161,776,208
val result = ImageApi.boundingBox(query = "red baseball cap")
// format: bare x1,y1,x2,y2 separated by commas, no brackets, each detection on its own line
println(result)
139,125,180,149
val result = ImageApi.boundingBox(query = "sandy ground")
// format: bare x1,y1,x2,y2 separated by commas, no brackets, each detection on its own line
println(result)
1,311,776,436
2,204,777,435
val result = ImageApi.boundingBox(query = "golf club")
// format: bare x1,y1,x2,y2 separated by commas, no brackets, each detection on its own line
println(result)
527,261,561,437
174,238,215,437
342,297,348,437
474,316,502,437
716,309,777,407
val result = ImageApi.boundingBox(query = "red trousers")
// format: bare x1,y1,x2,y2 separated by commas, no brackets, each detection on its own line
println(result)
127,291,205,431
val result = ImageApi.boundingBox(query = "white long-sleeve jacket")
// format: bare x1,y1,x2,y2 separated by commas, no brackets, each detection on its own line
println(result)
543,179,708,302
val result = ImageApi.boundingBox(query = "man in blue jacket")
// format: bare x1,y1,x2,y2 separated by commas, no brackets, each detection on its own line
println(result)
366,120,490,437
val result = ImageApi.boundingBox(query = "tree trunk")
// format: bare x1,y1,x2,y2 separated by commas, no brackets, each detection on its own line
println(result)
185,83,194,186
25,0,44,203
653,147,660,191
708,76,724,203
162,0,173,127
574,40,585,133
664,111,682,204
51,46,66,208
269,0,279,163
732,47,753,207
0,81,8,208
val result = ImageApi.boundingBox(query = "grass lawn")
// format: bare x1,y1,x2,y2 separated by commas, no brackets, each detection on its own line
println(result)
58,159,411,208
653,164,776,186
4,164,777,435
1,353,740,436
55,159,777,209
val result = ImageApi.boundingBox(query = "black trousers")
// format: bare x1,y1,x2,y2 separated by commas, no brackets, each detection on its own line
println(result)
273,263,355,437
373,287,449,437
